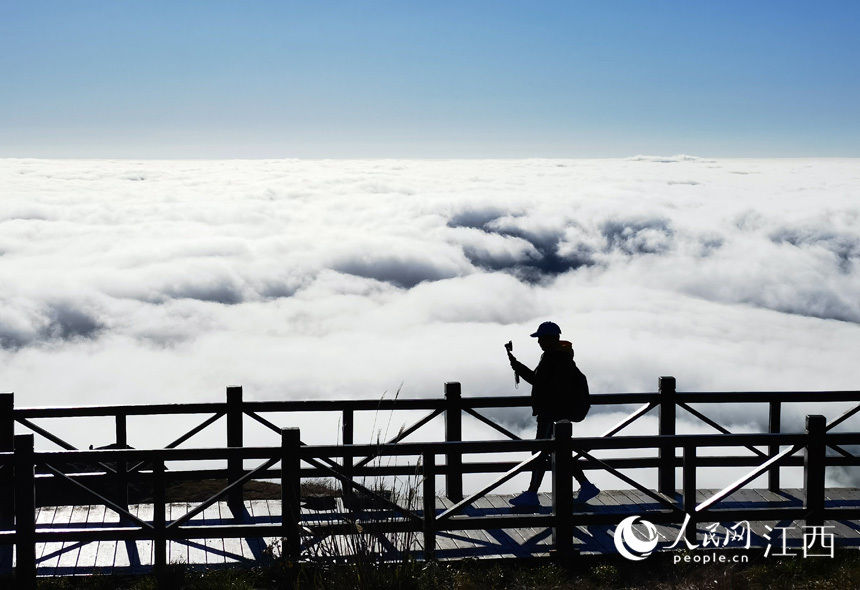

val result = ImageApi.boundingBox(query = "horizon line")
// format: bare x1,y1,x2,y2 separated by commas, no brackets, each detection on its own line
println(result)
3,154,860,162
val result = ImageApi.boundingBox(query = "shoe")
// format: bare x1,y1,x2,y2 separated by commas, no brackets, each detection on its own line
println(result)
577,482,599,501
509,491,540,506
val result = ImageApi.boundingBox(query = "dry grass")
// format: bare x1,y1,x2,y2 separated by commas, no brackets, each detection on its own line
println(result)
26,548,860,589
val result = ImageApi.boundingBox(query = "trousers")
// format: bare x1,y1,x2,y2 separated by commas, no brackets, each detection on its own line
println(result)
528,415,587,492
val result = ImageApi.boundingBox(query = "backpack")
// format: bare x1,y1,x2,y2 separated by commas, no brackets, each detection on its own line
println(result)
564,360,591,422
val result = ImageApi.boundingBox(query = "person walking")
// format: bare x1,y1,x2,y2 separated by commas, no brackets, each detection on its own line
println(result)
506,321,598,507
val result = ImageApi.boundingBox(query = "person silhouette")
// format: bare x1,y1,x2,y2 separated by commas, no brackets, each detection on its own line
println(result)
506,321,598,507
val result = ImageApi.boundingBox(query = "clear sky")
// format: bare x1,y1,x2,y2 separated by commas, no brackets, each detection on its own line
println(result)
2,1,859,158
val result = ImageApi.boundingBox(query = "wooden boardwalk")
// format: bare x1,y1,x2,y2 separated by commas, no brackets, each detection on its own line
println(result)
2,384,857,582
25,487,860,575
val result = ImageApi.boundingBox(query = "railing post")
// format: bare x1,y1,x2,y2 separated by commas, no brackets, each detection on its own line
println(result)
803,415,826,526
115,413,129,521
444,382,463,502
422,450,436,561
0,393,14,573
342,409,354,509
152,459,167,574
14,434,35,588
768,401,781,492
658,376,676,495
227,386,244,514
683,444,697,547
551,420,574,556
281,427,301,562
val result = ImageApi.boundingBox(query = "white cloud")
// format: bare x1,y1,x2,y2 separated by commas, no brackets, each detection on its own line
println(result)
0,157,857,489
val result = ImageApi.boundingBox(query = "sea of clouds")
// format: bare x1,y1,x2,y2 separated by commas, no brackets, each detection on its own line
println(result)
1,156,858,491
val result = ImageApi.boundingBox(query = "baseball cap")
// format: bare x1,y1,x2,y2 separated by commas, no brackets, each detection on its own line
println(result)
530,321,561,337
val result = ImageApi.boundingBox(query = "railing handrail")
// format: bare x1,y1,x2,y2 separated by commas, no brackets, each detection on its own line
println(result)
10,389,860,419
0,418,856,581
0,430,851,465
1,379,858,582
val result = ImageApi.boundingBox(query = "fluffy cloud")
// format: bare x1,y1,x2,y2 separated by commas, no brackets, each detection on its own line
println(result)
0,157,857,490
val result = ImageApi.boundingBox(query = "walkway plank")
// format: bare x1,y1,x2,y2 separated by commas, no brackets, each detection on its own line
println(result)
202,501,225,565
34,505,56,562
15,487,859,575
93,507,121,570
76,504,104,570
39,505,73,570
183,502,210,566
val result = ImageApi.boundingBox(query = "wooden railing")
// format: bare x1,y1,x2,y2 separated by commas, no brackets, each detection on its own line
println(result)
0,378,857,585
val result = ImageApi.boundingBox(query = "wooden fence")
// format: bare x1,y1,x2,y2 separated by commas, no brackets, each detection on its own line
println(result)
0,377,858,586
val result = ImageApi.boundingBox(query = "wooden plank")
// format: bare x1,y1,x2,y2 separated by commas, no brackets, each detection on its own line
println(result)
483,494,548,558
133,503,154,567
266,498,282,520
574,486,606,514
821,489,860,541
34,505,56,562
243,499,274,558
245,498,277,559
116,506,138,569
20,487,859,572
502,491,547,542
75,504,103,570
596,489,635,513
436,496,490,558
467,495,518,558
202,501,225,565
731,488,765,510
217,501,246,563
56,504,90,571
746,488,778,507
618,489,681,547
39,505,73,570
696,489,806,551
815,518,857,544
183,502,209,566
572,492,617,554
168,502,189,566
94,506,121,571
730,489,794,550
434,497,465,555
241,499,269,561
449,495,501,559
611,489,652,512
223,500,247,562
263,499,281,554
825,487,855,502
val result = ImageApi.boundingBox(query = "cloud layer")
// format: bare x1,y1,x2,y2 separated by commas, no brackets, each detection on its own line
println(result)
1,157,857,489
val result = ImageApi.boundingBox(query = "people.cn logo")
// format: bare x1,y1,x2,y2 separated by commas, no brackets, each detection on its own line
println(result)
614,515,660,561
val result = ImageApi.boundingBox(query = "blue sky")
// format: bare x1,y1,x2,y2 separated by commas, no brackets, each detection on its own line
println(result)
2,1,859,157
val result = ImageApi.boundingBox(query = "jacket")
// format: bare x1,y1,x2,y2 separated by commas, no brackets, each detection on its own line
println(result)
510,340,575,418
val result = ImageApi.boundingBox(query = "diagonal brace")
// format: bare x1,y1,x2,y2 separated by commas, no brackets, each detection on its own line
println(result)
353,409,444,470
696,443,804,513
568,402,656,464
127,412,225,475
827,444,855,458
42,463,153,529
678,402,767,458
246,410,281,435
18,417,119,475
826,403,860,432
303,455,422,523
35,540,88,564
463,408,522,440
437,452,544,522
167,457,279,529
577,450,683,513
